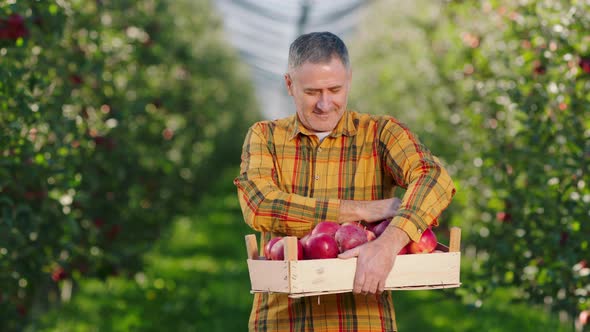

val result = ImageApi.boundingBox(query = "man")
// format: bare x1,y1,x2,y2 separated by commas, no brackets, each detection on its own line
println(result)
234,31,456,331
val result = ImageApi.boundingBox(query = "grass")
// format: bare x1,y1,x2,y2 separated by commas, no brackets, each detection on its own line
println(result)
30,167,574,331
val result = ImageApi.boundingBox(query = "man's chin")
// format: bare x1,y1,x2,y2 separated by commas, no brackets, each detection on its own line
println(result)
312,125,335,133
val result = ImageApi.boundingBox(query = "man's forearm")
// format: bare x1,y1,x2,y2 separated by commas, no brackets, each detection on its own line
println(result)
338,198,399,223
379,224,411,253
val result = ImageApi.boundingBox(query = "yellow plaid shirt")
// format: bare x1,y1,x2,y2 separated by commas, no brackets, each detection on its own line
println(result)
235,110,456,331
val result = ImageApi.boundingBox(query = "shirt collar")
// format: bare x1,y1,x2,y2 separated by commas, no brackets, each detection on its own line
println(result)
289,111,358,140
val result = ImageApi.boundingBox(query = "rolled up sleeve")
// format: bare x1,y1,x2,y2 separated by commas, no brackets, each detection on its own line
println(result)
379,119,456,242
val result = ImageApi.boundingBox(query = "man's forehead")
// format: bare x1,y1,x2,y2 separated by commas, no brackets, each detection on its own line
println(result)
289,56,349,72
290,60,350,78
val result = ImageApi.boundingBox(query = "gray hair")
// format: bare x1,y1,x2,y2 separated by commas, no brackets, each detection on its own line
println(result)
288,32,350,70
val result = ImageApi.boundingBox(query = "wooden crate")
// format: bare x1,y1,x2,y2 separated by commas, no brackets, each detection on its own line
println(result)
245,227,461,298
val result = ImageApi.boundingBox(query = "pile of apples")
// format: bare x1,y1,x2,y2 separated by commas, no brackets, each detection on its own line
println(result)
264,219,439,260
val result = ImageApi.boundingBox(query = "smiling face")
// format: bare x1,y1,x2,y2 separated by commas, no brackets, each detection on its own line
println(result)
285,57,352,134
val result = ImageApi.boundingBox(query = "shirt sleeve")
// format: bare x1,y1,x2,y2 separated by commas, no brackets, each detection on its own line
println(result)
234,122,341,237
379,119,456,242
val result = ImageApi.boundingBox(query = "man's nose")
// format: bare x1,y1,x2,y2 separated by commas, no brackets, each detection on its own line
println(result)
317,92,332,111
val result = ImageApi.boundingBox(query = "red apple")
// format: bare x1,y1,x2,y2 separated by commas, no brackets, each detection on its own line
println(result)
371,219,391,237
0,14,28,40
408,227,437,254
300,232,312,247
364,221,377,232
398,245,408,255
342,221,363,228
106,224,121,240
303,233,339,259
312,221,340,237
51,266,68,282
496,211,511,222
17,305,27,317
269,238,303,260
335,224,368,253
264,237,282,259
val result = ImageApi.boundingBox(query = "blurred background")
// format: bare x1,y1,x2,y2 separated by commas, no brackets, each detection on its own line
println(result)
1,0,589,331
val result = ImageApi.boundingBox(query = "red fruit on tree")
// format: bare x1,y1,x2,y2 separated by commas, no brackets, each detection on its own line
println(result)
579,57,590,74
0,14,28,40
496,211,511,222
17,305,27,317
408,227,438,254
93,136,116,151
51,266,68,282
559,231,569,246
69,74,83,85
93,218,105,228
303,233,339,259
106,224,121,240
533,64,546,75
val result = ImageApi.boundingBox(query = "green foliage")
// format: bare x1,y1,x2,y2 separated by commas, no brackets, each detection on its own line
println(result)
395,288,571,331
350,0,590,324
30,168,253,332
0,0,257,330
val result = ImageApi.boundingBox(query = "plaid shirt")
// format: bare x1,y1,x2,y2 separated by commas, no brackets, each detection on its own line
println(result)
235,111,456,331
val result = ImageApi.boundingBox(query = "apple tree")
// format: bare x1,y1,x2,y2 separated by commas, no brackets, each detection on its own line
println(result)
350,0,589,326
0,0,257,330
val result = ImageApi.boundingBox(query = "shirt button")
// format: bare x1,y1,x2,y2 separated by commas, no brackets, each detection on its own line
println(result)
314,175,320,181
317,147,322,152
418,229,422,234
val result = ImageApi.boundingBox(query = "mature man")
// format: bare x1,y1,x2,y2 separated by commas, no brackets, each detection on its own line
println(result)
235,31,456,331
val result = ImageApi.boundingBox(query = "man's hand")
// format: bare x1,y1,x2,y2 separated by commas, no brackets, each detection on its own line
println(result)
338,225,410,294
338,197,402,224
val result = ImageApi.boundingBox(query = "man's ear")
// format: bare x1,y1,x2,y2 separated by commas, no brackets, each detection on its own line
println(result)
284,73,293,96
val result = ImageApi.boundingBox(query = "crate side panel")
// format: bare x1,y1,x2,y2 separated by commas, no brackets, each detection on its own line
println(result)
385,252,460,288
289,259,357,294
247,259,290,293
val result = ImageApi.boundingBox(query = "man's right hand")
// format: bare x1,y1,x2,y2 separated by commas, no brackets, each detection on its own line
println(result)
338,224,409,294
338,197,402,224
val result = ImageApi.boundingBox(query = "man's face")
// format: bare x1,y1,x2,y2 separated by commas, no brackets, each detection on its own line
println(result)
285,57,351,134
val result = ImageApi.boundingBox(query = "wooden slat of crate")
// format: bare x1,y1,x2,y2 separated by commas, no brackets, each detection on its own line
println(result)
247,259,291,293
293,252,460,295
288,283,462,298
